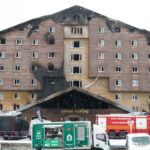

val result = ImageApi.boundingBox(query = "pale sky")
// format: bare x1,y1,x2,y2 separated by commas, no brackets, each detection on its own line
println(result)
0,0,150,31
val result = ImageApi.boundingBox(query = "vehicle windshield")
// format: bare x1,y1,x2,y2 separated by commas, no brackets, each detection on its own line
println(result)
132,136,150,145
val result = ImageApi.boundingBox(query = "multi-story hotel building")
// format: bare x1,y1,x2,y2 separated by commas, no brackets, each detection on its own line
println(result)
0,6,150,112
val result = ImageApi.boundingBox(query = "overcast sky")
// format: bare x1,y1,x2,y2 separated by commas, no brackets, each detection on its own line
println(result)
0,0,150,31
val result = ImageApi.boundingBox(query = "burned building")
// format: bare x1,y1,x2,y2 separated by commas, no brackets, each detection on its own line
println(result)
0,6,149,114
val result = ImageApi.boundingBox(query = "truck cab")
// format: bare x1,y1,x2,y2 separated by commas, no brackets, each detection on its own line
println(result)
126,133,150,150
93,124,110,150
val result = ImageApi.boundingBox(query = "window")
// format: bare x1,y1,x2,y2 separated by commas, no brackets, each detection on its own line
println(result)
14,104,20,110
116,66,121,72
19,27,24,32
15,52,21,58
115,27,121,32
31,65,38,72
70,80,82,87
34,26,39,32
115,53,122,59
0,93,3,99
132,40,137,46
115,80,122,86
14,79,20,85
31,79,37,85
71,28,83,34
98,53,104,59
115,94,121,100
0,65,4,71
115,40,121,46
14,65,20,72
132,80,138,86
149,67,150,73
0,38,6,44
48,52,55,58
98,40,104,46
14,93,20,99
148,95,150,101
32,52,38,58
32,93,37,100
49,27,55,32
71,54,82,61
48,37,55,44
70,66,82,74
98,66,105,72
32,40,38,45
132,66,138,72
99,27,104,33
131,53,138,59
71,41,82,48
0,52,5,58
0,79,3,85
0,104,2,110
148,54,150,59
48,64,54,71
132,94,138,101
16,39,22,45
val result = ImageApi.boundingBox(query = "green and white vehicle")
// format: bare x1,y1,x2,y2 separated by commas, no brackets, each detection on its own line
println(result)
32,121,110,150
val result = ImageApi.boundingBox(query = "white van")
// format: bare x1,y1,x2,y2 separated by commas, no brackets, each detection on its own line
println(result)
126,133,150,150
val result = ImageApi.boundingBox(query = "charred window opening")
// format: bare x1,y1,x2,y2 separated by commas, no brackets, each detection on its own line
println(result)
48,63,54,71
18,27,24,32
48,38,55,44
48,52,55,58
115,27,120,32
45,33,55,45
129,28,134,33
0,38,6,44
73,15,80,21
71,41,82,48
14,104,20,110
71,66,82,74
34,26,39,32
71,54,82,61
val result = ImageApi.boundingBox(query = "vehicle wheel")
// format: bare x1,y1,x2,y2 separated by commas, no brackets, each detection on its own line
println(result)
108,131,116,139
119,131,127,139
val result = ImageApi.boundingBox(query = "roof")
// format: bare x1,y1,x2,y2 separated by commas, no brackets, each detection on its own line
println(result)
127,133,150,138
17,87,133,113
0,5,150,39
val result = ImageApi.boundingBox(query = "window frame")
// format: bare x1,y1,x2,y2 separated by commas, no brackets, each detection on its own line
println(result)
115,80,122,86
70,66,82,74
132,80,139,86
16,39,22,45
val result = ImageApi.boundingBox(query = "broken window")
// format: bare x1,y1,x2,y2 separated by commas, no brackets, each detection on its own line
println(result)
0,52,5,58
0,65,4,71
34,26,39,32
70,80,82,87
48,37,55,44
129,28,134,33
48,52,55,58
115,27,120,32
0,38,6,44
70,66,82,74
16,39,22,45
18,27,24,32
31,65,38,72
48,63,54,71
14,93,20,99
71,54,82,61
71,41,82,48
14,104,20,110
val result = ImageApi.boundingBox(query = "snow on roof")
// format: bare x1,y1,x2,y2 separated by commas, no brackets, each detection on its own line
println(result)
0,111,22,116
